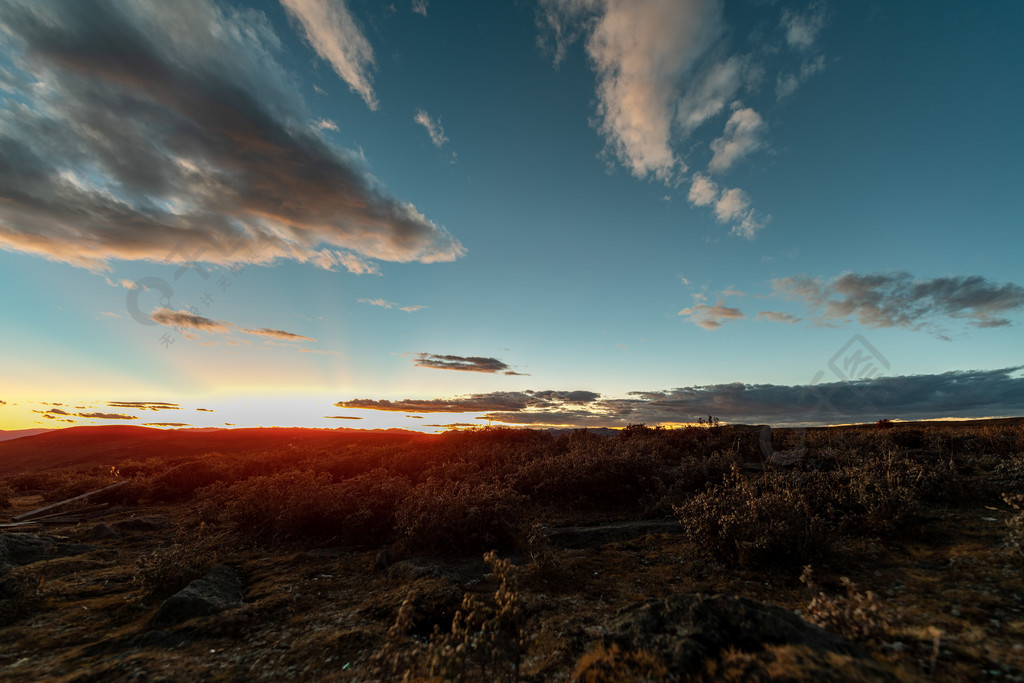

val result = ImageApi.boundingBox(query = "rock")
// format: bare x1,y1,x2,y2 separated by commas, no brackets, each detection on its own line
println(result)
87,523,123,541
0,533,101,573
112,516,171,533
385,559,463,583
150,565,243,626
575,594,905,681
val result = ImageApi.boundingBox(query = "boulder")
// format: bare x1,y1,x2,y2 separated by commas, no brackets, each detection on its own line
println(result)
150,564,243,626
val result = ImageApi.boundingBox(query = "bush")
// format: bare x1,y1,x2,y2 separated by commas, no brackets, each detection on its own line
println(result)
396,479,527,554
133,523,229,599
675,465,832,567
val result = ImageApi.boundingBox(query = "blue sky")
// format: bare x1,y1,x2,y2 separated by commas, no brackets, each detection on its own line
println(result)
1,0,1023,431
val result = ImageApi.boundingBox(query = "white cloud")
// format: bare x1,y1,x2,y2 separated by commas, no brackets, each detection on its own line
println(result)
678,300,745,329
279,0,378,110
687,173,718,207
313,117,339,131
411,0,428,17
731,211,768,239
782,3,827,51
675,55,749,136
414,109,448,147
713,187,750,222
540,0,723,182
709,106,764,173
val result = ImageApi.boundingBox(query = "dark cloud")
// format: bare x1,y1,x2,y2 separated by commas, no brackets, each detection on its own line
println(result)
341,368,1024,427
413,354,513,374
241,328,316,342
78,412,138,420
142,422,190,427
196,408,214,412
150,308,313,342
323,415,363,420
34,408,70,416
108,401,181,411
150,308,228,333
773,272,1024,334
0,0,463,274
337,389,601,414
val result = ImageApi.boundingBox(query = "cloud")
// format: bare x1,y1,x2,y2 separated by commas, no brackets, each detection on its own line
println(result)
776,55,826,100
0,0,463,274
713,187,750,222
150,308,230,334
107,401,181,411
150,307,315,342
241,327,317,342
687,173,718,207
709,107,764,173
196,408,214,412
773,272,1024,333
413,353,524,375
78,412,138,420
411,0,428,17
756,311,800,324
539,0,723,181
324,415,362,419
414,109,448,147
337,389,600,414
313,117,339,131
142,422,190,427
678,300,745,329
675,55,751,137
364,368,1024,428
279,0,378,109
359,297,424,312
781,3,827,51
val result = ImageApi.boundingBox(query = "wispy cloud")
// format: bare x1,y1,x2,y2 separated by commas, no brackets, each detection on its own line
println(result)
781,3,828,51
756,311,800,324
359,297,424,312
411,0,428,17
337,389,600,413
678,300,746,330
413,353,526,375
0,0,463,274
150,308,315,342
107,401,181,411
240,327,317,342
414,109,448,147
773,272,1024,334
776,55,826,100
279,0,378,110
687,175,768,239
313,117,339,131
78,412,137,420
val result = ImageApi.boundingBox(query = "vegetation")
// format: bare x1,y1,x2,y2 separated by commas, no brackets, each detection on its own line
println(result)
1,418,1023,679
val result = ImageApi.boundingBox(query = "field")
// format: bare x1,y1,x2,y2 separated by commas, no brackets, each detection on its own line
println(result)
2,419,1023,681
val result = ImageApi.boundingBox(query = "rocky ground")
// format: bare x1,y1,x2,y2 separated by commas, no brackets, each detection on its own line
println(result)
1,489,1023,681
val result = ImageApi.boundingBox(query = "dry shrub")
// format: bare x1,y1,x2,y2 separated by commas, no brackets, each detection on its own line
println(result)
204,469,411,545
675,465,832,567
372,551,526,682
146,458,233,502
1003,492,1024,561
0,484,13,509
572,643,668,682
799,566,895,645
0,566,47,622
133,523,228,599
396,479,527,554
510,431,663,508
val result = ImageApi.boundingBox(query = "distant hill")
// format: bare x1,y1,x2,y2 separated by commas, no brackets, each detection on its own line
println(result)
0,425,431,476
0,428,52,442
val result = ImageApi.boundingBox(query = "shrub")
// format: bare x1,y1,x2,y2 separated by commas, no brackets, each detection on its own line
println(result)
146,457,233,502
675,465,832,567
1003,492,1024,562
396,479,527,554
133,523,229,599
799,566,895,645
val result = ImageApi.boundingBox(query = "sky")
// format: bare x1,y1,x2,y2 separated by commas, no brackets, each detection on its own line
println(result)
1,0,1023,432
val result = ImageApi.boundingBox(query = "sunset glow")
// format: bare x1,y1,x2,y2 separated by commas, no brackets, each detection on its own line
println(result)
1,1,1023,434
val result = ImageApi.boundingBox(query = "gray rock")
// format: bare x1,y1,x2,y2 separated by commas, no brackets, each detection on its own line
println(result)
0,533,57,567
544,519,682,549
150,565,243,626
